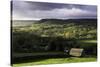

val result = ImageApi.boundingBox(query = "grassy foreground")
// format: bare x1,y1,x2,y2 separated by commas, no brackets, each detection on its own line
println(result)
13,57,96,67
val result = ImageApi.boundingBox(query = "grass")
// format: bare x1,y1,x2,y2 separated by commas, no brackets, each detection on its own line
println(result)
78,40,97,43
12,57,97,67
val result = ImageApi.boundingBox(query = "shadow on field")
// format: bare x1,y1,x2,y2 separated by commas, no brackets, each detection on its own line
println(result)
11,54,69,64
11,52,97,65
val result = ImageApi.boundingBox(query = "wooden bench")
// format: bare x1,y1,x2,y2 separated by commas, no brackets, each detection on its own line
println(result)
69,48,84,57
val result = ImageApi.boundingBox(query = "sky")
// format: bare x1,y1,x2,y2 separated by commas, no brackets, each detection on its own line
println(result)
12,1,97,20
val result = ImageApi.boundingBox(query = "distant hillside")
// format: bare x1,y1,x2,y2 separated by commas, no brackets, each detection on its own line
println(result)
38,19,97,24
12,19,97,27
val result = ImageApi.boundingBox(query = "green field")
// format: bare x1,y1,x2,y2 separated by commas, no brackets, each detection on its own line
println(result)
13,57,96,67
79,40,97,43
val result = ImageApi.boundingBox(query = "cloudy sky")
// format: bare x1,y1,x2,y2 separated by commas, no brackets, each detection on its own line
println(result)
12,1,97,20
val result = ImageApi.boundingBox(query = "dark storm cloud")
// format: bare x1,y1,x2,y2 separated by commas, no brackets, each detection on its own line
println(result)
13,1,97,11
12,1,97,20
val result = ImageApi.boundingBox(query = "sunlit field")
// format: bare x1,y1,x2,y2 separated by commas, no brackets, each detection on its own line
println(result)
13,57,96,67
